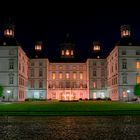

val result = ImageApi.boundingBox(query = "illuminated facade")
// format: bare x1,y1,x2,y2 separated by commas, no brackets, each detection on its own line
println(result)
0,23,140,101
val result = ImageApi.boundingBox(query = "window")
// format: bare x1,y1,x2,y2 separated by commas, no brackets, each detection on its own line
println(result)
61,50,64,55
66,50,70,56
31,62,34,66
101,62,104,66
71,50,74,55
9,49,15,55
31,69,34,77
93,82,96,88
136,62,140,69
122,76,127,84
66,73,70,79
59,66,63,70
80,72,83,80
39,69,43,77
93,62,96,66
93,71,96,76
59,73,62,79
93,45,100,51
101,81,105,88
52,73,56,80
9,59,14,69
9,76,14,84
122,59,127,69
39,80,43,88
30,80,34,88
122,50,126,55
52,65,56,70
73,72,76,79
39,62,42,66
137,76,140,84
136,50,140,55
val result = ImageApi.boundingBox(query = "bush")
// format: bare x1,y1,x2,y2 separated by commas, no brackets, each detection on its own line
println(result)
79,98,82,101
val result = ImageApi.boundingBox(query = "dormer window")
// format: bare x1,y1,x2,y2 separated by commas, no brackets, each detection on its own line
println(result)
4,29,14,37
120,25,131,38
35,45,42,51
93,45,100,51
35,41,43,51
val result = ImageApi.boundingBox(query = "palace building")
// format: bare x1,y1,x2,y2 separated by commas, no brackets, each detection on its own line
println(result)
0,22,140,101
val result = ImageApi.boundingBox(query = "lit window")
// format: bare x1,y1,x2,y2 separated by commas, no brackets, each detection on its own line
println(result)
93,92,96,99
35,45,42,51
123,91,127,97
66,50,70,56
80,72,83,80
71,50,74,55
59,66,63,70
93,82,96,88
52,73,56,80
52,65,56,70
136,62,140,69
4,29,14,37
93,45,100,51
66,73,70,79
73,72,76,79
59,73,62,79
137,76,140,84
61,50,64,55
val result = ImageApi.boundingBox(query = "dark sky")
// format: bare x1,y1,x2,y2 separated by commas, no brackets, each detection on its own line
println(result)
0,1,140,60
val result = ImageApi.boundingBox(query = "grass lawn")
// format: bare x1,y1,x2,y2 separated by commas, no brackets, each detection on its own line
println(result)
0,101,140,116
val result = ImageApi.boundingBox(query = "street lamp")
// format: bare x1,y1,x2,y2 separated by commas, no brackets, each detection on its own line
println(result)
127,90,130,101
7,90,11,101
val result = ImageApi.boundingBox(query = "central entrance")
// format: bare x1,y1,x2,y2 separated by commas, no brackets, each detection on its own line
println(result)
66,92,70,100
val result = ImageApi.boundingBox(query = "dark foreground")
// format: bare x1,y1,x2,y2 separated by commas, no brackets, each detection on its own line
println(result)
0,116,140,140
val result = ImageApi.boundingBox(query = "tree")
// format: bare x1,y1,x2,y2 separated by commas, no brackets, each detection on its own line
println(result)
134,84,140,97
0,85,4,97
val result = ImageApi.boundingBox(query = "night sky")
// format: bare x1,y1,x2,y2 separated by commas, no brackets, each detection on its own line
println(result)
0,1,140,60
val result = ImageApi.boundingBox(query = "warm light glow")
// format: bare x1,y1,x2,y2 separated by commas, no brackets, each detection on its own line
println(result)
93,82,96,88
59,73,62,79
71,50,74,55
4,29,14,37
93,45,100,51
122,30,130,37
35,45,42,51
66,73,70,79
66,50,70,55
73,73,76,79
61,50,64,55
93,92,96,99
136,62,140,69
80,72,83,80
137,76,140,84
123,91,127,97
52,73,56,80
